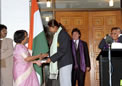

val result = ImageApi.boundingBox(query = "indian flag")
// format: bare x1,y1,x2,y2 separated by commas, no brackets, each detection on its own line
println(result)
28,0,49,85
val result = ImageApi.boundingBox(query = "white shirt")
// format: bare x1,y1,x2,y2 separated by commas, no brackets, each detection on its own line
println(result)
73,39,79,49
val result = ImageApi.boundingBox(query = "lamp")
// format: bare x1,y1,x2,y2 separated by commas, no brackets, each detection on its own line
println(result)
109,0,114,7
45,16,50,22
46,0,51,7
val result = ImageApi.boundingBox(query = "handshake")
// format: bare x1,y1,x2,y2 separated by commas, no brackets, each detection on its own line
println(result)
34,53,51,66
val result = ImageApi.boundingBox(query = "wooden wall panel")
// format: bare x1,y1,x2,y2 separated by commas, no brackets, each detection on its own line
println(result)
89,10,122,86
56,12,89,43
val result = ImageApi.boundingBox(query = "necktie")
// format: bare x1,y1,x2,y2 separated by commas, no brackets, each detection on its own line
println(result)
75,40,77,50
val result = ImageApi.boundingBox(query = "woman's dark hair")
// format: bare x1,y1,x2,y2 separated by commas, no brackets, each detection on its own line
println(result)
48,19,59,27
0,24,7,32
14,30,27,43
72,28,81,38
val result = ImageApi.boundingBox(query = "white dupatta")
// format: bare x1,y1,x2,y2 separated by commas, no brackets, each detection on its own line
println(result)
49,27,62,79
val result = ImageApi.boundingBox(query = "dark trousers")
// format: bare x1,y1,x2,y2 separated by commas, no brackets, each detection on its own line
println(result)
72,68,85,86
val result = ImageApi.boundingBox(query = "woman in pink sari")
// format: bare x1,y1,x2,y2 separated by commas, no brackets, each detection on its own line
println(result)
13,30,48,86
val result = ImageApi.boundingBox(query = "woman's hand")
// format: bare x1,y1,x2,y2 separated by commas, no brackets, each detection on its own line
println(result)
34,60,42,66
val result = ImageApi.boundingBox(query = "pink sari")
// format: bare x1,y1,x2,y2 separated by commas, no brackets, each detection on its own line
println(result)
13,44,40,86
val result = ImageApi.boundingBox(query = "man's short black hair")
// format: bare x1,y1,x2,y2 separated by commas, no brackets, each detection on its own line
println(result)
14,30,27,43
0,24,7,32
72,28,81,38
111,27,121,32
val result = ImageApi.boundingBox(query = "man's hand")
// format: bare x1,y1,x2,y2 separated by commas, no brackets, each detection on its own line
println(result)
39,53,49,60
86,67,91,72
46,58,51,63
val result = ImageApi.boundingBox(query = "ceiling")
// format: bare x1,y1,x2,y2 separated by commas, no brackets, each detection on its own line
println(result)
38,0,121,8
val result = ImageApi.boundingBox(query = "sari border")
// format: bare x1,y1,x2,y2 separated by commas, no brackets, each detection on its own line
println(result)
14,64,33,86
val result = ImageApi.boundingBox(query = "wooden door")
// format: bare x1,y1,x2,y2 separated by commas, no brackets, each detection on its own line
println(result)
89,10,122,86
56,11,90,86
56,10,122,86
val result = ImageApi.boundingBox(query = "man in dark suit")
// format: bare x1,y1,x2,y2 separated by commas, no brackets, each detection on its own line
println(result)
71,28,91,86
117,27,122,42
46,19,73,86
99,27,122,50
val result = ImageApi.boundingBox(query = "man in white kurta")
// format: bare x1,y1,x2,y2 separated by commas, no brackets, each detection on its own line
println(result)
0,24,13,86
